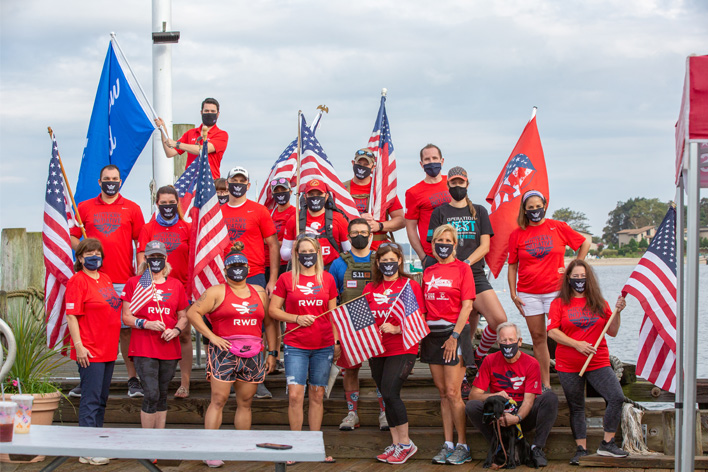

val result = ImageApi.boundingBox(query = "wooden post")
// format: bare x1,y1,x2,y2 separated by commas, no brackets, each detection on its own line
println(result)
26,232,45,289
172,123,195,181
663,409,703,454
1,229,29,292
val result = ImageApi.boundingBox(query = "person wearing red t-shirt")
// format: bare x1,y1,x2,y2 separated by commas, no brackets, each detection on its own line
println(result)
422,224,476,465
547,260,628,463
507,190,590,388
265,177,296,280
344,148,404,250
466,322,558,468
405,143,452,268
155,98,229,180
221,166,279,294
121,241,189,431
280,179,351,268
66,239,121,462
365,243,426,465
215,178,229,205
70,164,146,398
270,236,340,464
137,186,193,400
186,242,278,468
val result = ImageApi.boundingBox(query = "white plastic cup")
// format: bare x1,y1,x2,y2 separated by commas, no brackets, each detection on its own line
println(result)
10,395,33,434
0,401,18,442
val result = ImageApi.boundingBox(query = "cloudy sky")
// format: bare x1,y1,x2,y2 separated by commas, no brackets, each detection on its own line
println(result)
1,0,706,239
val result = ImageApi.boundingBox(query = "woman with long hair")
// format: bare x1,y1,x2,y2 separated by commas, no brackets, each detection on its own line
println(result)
422,224,475,465
507,190,590,388
187,242,278,468
547,260,628,464
65,238,121,466
121,241,189,431
269,236,340,464
137,185,193,399
365,243,426,464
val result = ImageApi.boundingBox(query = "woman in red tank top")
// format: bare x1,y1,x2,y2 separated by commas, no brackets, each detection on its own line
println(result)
187,243,278,468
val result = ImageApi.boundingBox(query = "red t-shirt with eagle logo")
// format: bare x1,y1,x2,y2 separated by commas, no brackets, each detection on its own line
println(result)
473,351,542,403
206,284,265,338
274,271,338,350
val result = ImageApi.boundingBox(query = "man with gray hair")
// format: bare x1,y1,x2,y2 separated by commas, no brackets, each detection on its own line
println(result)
465,322,558,467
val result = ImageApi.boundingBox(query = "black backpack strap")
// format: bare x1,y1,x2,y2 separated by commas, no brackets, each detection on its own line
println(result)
324,207,341,253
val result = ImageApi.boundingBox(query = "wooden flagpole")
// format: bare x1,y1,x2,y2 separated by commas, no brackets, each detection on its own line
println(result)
579,307,620,376
47,127,86,239
295,110,303,236
278,292,369,339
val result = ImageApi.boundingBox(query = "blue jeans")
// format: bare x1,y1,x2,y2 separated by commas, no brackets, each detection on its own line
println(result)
283,345,333,387
246,273,266,288
78,361,115,427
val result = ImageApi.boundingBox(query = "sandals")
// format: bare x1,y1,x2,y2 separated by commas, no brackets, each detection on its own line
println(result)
174,386,189,398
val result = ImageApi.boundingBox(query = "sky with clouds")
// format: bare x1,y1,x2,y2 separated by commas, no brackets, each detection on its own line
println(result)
1,0,706,239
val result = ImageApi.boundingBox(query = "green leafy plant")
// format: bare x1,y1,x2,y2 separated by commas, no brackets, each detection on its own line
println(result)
2,296,69,394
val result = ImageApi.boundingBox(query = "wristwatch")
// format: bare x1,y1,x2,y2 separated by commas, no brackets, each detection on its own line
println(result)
451,331,460,340
175,141,181,150
268,350,279,357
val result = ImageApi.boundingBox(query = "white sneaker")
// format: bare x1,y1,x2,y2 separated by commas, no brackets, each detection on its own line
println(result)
79,457,110,465
379,411,390,431
339,411,360,430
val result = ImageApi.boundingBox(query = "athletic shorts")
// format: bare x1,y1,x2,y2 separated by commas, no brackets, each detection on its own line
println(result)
517,291,559,317
206,343,266,384
420,324,474,367
473,270,493,294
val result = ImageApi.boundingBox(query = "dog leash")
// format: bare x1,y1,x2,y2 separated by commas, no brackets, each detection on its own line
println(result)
490,418,508,470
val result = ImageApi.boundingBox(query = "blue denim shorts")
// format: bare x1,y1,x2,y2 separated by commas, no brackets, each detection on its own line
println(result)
283,345,334,387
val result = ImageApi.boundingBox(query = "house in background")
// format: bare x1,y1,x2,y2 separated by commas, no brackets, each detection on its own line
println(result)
577,230,598,251
617,225,656,247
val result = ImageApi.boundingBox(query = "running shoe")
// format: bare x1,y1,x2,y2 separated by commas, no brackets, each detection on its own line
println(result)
446,444,472,465
127,377,144,397
597,438,628,458
68,386,81,398
569,445,588,465
254,383,273,399
461,377,471,401
387,441,418,464
376,444,396,463
203,459,224,468
431,444,454,464
79,457,110,465
531,446,548,467
339,411,360,430
378,411,389,431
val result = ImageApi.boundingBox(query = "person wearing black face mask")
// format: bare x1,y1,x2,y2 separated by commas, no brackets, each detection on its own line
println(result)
344,149,405,250
137,186,193,399
548,260,628,463
466,322,558,468
69,164,146,400
155,97,229,180
507,190,591,389
427,166,506,395
265,179,296,281
121,240,190,434
187,242,278,467
215,178,230,205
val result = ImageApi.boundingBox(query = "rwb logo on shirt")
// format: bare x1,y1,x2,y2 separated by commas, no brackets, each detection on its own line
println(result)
93,212,122,235
232,302,258,315
373,292,399,305
493,370,526,390
524,234,553,259
98,287,121,309
296,282,322,296
568,306,599,330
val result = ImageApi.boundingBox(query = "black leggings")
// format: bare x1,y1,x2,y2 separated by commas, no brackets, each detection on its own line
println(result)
134,357,179,414
557,366,625,439
369,354,416,428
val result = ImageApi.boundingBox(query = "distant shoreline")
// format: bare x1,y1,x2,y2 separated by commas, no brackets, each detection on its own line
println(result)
571,257,641,266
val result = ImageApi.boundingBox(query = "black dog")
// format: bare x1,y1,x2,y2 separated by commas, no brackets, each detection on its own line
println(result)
482,395,532,469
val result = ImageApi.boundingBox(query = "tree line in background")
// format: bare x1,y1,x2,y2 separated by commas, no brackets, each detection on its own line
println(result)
552,197,708,258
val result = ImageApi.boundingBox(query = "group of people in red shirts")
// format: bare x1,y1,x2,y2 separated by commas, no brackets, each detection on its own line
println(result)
63,98,629,467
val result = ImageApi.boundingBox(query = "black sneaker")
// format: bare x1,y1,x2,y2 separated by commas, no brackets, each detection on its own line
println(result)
569,445,588,465
597,438,628,458
127,377,144,397
531,446,548,467
68,386,81,398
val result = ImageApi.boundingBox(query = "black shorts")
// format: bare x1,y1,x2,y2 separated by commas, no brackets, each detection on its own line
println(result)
473,270,493,294
206,343,266,383
420,324,474,367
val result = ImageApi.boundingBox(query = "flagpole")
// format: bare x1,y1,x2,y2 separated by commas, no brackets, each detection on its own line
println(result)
279,292,369,339
47,127,86,239
110,33,158,120
310,105,329,133
147,269,165,325
295,110,303,236
367,89,387,216
381,278,410,324
578,307,619,376
530,106,537,120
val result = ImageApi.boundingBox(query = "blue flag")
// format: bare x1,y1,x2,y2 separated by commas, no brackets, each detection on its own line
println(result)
75,37,156,203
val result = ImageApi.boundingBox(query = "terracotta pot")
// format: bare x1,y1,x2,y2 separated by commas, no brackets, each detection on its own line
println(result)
0,390,61,463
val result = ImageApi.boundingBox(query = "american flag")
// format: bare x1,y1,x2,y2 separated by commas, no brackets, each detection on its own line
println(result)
43,134,76,350
367,95,397,221
299,115,360,221
174,157,200,216
129,268,156,314
389,281,429,350
332,296,384,366
622,206,677,393
187,139,230,299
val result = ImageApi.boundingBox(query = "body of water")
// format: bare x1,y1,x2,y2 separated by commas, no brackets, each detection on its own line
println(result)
487,264,708,378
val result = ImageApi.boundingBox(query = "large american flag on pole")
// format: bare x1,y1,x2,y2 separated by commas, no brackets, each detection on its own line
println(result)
622,205,677,393
332,296,384,366
298,115,360,221
389,281,429,350
43,134,76,349
187,139,230,299
129,269,156,314
367,94,397,221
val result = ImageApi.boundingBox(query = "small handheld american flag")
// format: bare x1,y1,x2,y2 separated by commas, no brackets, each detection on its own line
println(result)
388,280,429,350
331,296,384,366
130,269,157,315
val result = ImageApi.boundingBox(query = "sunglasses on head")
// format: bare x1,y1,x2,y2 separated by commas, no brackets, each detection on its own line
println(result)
355,149,375,158
296,233,319,240
271,178,289,186
379,242,400,249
